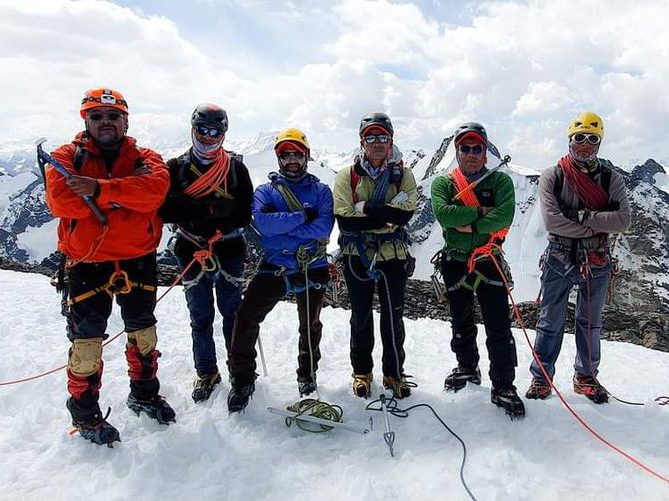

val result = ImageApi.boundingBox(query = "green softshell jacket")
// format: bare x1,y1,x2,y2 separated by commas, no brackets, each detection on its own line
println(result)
431,170,515,261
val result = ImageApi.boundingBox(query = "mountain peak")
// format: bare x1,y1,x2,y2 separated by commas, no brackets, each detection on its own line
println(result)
631,159,666,185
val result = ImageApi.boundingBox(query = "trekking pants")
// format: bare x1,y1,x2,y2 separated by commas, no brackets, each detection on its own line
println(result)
177,253,244,377
227,264,329,384
530,256,611,381
343,256,409,379
65,252,159,416
442,257,517,389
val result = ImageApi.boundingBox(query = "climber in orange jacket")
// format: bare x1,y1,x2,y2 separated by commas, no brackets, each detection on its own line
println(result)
44,87,173,446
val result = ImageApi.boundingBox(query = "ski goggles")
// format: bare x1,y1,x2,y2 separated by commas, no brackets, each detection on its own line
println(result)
363,134,391,144
458,144,484,155
278,151,306,160
88,112,123,121
195,125,225,138
571,133,601,145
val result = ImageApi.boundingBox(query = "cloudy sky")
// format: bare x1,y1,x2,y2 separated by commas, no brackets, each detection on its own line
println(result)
1,0,667,168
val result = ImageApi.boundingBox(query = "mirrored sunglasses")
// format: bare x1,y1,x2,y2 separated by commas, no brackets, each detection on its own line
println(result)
363,134,390,144
571,133,601,145
278,151,306,161
458,144,484,155
196,125,224,138
88,112,123,121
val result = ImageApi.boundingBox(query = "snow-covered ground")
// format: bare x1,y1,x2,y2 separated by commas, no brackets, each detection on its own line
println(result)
1,270,669,500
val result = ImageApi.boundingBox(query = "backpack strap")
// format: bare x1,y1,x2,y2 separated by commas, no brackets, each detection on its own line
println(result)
270,175,304,212
73,145,87,173
350,162,403,204
175,152,192,190
350,167,360,203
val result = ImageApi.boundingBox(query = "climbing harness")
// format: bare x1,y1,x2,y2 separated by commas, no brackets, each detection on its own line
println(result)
66,260,156,307
429,250,447,303
437,164,513,297
171,229,246,292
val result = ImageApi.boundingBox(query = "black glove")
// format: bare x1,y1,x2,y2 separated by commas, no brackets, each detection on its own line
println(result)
261,205,277,214
303,206,318,222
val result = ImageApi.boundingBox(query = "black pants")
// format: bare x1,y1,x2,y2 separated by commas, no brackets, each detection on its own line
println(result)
227,264,328,384
65,253,159,417
442,257,517,388
343,255,408,379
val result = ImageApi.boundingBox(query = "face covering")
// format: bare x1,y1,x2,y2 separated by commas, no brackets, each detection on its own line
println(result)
569,142,599,165
191,129,224,164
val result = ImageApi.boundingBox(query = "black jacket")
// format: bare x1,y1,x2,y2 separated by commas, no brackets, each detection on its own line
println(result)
160,149,254,260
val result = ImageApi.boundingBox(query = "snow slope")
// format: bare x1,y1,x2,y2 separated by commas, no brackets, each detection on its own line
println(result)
1,270,669,501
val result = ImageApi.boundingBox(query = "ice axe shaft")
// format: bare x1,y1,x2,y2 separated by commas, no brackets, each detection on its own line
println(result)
35,138,107,225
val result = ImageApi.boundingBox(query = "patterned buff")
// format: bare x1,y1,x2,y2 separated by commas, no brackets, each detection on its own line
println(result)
558,155,608,210
569,142,599,163
191,129,225,164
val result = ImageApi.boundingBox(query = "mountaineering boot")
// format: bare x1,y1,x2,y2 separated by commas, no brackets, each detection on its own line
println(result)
525,377,552,400
573,374,608,404
491,386,526,418
444,365,481,392
383,374,414,399
67,398,120,447
297,375,317,397
192,372,222,403
352,372,373,398
127,394,176,424
227,377,256,413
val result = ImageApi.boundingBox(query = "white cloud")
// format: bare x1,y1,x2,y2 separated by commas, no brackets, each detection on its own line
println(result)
512,82,572,117
0,0,668,169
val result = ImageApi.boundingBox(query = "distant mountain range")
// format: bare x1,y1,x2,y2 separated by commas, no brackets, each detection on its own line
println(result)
1,134,667,314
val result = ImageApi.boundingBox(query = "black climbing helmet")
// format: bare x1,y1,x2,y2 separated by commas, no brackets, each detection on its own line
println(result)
359,112,393,137
453,122,487,146
191,103,229,133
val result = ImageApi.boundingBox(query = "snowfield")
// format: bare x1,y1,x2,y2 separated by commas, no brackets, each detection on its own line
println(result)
1,269,668,501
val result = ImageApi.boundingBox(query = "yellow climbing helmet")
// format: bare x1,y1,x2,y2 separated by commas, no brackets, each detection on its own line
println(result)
567,111,604,139
274,128,311,153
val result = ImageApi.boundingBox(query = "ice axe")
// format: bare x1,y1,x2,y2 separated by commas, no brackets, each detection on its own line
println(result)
35,137,107,225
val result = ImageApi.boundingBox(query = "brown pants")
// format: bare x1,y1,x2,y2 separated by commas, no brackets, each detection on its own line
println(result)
227,264,329,385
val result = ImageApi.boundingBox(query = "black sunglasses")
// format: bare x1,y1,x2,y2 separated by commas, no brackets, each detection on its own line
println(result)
278,151,306,160
363,134,390,144
88,112,123,121
458,144,484,155
196,125,224,138
571,133,601,145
